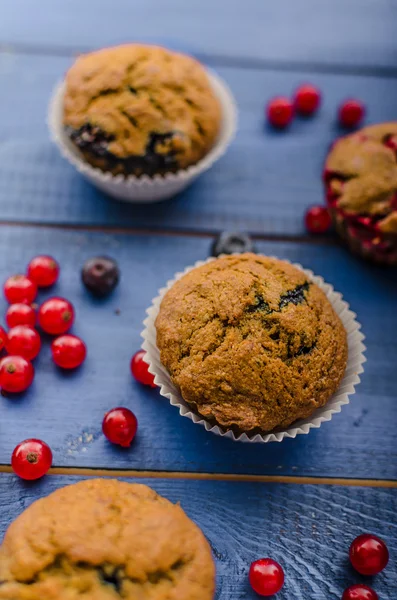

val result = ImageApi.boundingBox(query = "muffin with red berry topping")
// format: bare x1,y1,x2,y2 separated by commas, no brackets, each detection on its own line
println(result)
324,122,397,265
0,479,215,600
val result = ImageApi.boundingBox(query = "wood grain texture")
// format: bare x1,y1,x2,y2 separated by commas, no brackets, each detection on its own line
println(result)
0,225,395,480
0,54,397,235
1,0,396,72
0,474,395,599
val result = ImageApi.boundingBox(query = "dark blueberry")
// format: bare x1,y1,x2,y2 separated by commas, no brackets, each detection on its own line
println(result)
82,256,120,297
211,232,256,257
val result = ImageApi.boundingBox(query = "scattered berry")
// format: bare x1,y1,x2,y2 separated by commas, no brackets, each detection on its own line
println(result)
130,350,156,387
342,584,378,600
4,275,37,304
82,256,120,297
211,232,256,257
349,533,389,575
0,326,7,352
339,99,365,128
51,335,87,369
305,205,332,233
249,558,285,597
6,326,41,361
267,97,294,128
6,303,36,328
11,439,52,480
294,84,321,115
38,297,75,335
102,407,138,448
27,255,59,288
0,356,34,393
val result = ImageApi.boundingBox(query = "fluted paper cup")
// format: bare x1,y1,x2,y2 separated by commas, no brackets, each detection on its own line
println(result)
48,70,237,203
141,256,366,443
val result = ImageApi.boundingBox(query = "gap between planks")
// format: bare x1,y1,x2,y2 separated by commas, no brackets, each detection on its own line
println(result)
0,220,338,246
0,465,395,488
1,42,397,79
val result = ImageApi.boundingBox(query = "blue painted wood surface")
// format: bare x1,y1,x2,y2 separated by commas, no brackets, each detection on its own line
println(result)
0,53,396,235
1,0,396,73
0,226,395,479
0,474,395,599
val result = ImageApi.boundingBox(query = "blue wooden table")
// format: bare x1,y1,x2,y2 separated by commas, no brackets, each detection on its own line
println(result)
0,3,396,598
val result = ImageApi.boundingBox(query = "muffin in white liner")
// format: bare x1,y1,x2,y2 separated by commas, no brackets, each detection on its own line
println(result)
141,256,366,443
48,70,237,203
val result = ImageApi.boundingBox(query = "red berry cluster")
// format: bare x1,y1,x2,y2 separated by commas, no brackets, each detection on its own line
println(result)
267,84,365,129
249,534,388,598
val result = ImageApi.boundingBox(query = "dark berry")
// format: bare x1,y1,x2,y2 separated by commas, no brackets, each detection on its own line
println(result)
51,335,87,369
4,275,37,304
294,84,321,115
0,356,34,393
6,303,36,328
130,350,156,387
82,256,120,297
12,439,52,480
38,297,75,335
305,206,332,234
102,407,138,447
6,326,41,361
211,232,256,257
27,255,59,288
267,97,294,128
249,558,285,596
349,533,389,575
339,99,365,128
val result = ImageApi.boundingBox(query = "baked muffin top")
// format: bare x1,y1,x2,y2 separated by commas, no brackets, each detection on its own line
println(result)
0,479,215,600
63,44,222,176
325,122,397,234
156,254,348,433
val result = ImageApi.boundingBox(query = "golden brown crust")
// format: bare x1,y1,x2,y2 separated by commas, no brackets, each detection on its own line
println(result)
155,254,348,434
63,44,222,176
325,122,397,230
0,479,215,600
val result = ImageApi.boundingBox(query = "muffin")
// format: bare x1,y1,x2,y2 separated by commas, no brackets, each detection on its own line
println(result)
324,122,397,265
155,254,348,434
63,44,222,177
0,479,215,600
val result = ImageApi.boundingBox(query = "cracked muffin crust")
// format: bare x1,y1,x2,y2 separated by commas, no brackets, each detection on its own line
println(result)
0,479,215,600
63,44,222,177
155,254,348,434
324,122,397,265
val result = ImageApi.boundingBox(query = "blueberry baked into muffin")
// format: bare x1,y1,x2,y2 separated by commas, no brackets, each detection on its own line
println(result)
324,122,397,265
155,254,348,434
63,44,222,177
0,479,215,599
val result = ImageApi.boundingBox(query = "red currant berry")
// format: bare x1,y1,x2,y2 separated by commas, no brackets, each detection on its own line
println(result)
6,326,41,361
27,255,59,288
102,407,138,448
0,355,34,393
305,205,332,233
249,558,285,597
349,533,389,575
11,439,52,480
294,84,321,115
0,326,7,352
339,99,365,128
4,275,37,304
6,303,36,328
342,584,378,600
51,335,86,369
130,350,156,387
38,297,74,335
267,97,294,128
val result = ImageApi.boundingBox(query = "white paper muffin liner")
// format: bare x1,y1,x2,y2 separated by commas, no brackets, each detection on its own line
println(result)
48,70,237,203
141,256,366,443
